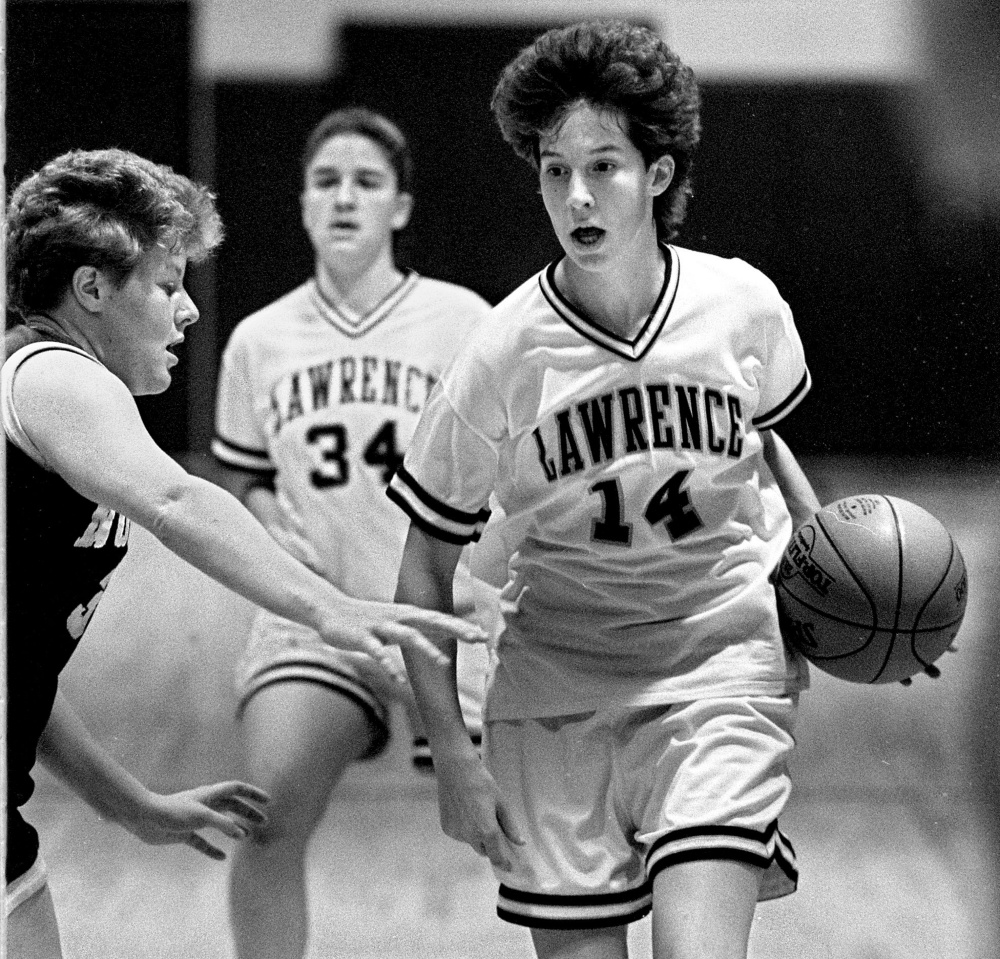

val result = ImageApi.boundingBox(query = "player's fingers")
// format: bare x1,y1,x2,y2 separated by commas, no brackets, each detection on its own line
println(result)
190,806,252,841
201,781,270,807
480,832,513,872
495,802,527,847
211,795,269,825
331,630,409,682
395,607,488,645
372,622,451,667
185,832,226,861
362,636,411,682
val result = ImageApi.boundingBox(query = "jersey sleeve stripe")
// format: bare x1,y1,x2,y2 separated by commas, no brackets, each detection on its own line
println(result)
393,465,491,525
751,368,811,430
211,434,274,472
386,469,489,545
386,485,477,545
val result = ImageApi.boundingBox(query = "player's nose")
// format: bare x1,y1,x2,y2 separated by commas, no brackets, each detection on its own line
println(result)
566,171,594,210
176,290,200,329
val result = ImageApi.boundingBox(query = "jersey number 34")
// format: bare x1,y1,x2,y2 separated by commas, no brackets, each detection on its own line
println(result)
306,420,402,487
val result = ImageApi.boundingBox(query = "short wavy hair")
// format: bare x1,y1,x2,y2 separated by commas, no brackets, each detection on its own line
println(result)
491,20,702,240
301,107,414,195
5,148,223,319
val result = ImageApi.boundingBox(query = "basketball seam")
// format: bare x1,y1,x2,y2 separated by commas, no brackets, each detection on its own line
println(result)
781,624,966,661
874,495,906,682
909,534,958,671
812,511,881,660
776,588,965,637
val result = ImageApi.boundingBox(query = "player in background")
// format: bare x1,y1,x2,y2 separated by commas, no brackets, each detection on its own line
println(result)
212,107,495,959
2,147,481,959
390,21,822,959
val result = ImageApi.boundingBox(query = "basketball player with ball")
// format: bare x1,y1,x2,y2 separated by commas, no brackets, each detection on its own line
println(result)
389,20,826,959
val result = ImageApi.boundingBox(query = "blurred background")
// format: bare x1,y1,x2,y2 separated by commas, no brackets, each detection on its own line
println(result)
4,1,999,957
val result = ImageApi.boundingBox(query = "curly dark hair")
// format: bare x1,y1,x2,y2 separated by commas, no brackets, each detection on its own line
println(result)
5,148,223,319
301,107,414,195
491,20,701,240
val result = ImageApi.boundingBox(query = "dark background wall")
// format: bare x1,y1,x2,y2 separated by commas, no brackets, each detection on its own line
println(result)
5,0,194,451
7,3,998,459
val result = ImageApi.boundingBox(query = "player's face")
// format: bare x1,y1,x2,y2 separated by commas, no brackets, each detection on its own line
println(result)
538,102,672,274
301,133,413,276
93,246,198,396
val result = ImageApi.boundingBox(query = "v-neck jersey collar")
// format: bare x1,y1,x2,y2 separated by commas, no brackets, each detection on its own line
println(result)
308,269,419,338
538,245,680,361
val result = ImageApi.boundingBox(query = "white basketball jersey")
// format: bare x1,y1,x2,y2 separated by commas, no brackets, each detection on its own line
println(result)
388,245,812,719
214,272,491,602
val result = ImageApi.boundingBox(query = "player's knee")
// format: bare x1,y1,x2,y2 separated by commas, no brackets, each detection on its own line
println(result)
238,786,327,850
239,812,309,856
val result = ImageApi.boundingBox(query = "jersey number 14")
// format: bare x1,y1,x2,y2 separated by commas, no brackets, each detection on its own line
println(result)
590,470,704,546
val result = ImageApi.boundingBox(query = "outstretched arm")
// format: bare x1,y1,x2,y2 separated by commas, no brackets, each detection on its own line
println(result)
12,352,484,674
395,523,524,869
213,464,284,533
37,691,268,860
761,429,821,529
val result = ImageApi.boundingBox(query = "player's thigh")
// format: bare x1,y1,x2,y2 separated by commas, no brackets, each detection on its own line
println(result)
650,859,761,959
530,924,628,959
6,883,64,959
239,681,377,816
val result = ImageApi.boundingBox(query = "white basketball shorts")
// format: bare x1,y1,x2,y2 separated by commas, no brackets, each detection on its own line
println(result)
486,694,798,928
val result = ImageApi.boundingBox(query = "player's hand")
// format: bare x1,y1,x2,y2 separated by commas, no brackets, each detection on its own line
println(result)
899,663,943,687
316,599,487,685
119,781,270,860
434,752,526,872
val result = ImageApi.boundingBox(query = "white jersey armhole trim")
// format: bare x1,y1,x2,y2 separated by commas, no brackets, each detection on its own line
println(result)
1,341,100,469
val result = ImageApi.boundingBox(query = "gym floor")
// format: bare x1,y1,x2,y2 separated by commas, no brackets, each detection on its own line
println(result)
17,456,1000,958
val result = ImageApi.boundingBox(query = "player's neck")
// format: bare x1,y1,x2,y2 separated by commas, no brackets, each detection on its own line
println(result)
25,307,98,357
557,243,667,339
315,252,405,317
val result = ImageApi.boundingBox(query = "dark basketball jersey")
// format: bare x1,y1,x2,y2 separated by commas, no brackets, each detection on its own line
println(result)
3,328,131,882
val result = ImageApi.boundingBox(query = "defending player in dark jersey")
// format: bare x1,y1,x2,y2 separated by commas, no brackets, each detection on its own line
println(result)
390,21,822,959
2,147,484,957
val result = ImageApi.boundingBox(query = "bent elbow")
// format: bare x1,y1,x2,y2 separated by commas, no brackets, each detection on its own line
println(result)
144,479,200,548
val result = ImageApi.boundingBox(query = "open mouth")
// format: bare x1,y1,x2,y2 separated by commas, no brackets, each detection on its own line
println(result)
571,226,604,246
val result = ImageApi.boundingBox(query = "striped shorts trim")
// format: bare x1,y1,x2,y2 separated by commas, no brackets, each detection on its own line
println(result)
497,820,797,927
647,821,798,900
238,660,388,726
4,855,48,917
239,660,391,759
498,883,652,929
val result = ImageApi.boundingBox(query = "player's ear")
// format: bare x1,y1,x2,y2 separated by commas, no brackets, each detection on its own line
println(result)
392,192,414,232
70,265,108,314
648,154,675,196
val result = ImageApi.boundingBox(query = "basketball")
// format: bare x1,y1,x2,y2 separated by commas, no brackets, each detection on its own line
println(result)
774,494,968,684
